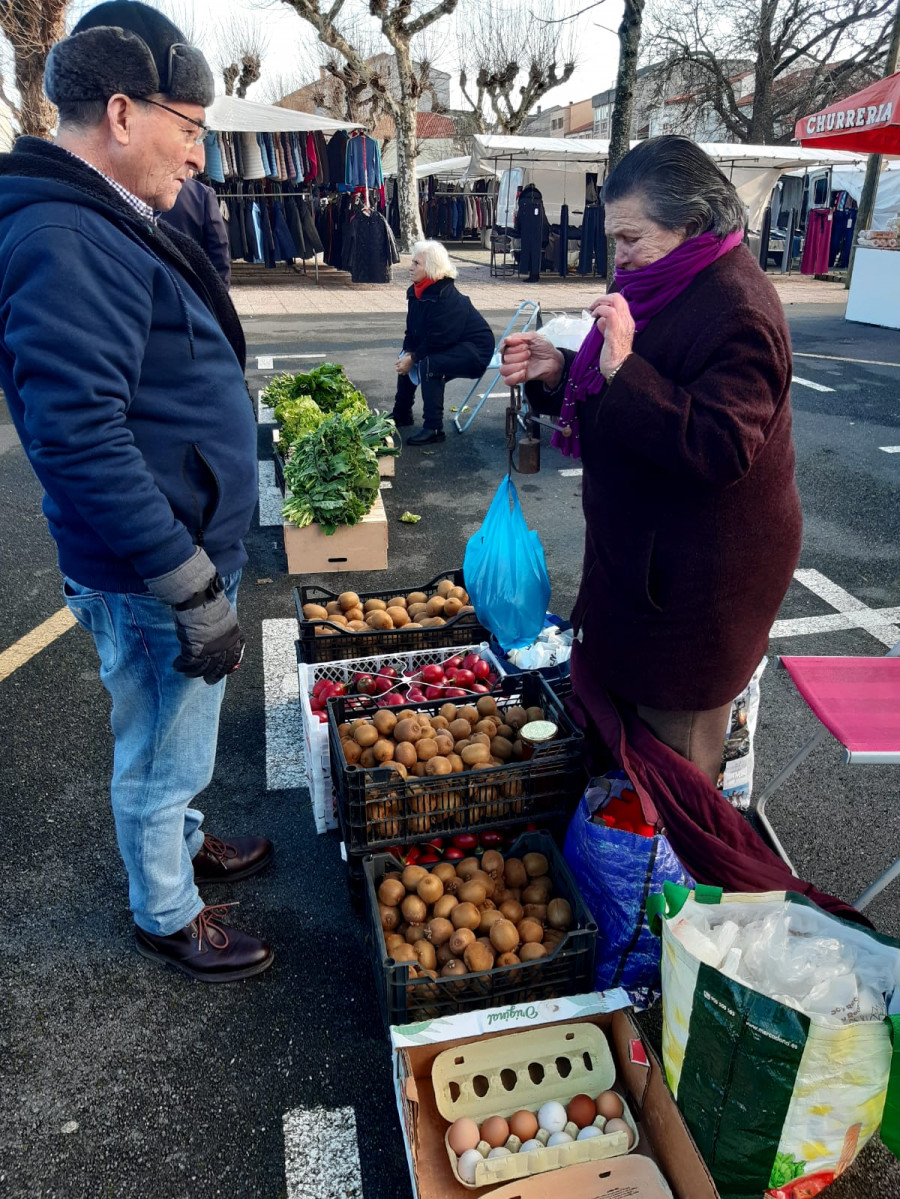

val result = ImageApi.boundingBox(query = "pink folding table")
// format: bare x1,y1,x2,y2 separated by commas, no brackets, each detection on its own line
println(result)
755,651,900,909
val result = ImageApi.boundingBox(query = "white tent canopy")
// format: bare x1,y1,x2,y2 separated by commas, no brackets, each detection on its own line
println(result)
414,155,499,180
206,94,362,134
470,134,870,231
830,161,900,230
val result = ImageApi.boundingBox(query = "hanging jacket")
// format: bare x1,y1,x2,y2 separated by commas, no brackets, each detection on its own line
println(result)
516,183,548,276
345,209,398,283
327,131,349,187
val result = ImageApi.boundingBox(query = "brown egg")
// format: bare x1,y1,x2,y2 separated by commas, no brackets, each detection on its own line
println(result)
567,1094,597,1129
595,1090,624,1121
447,1116,481,1157
508,1109,539,1142
480,1115,510,1148
604,1116,634,1148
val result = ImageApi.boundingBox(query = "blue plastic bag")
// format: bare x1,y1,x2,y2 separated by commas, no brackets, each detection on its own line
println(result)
563,772,693,1007
463,475,551,652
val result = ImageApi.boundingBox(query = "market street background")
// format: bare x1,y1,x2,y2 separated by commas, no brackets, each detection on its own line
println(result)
2,268,900,1199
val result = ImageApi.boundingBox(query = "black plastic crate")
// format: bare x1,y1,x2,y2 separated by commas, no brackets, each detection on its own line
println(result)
364,830,597,1027
328,672,584,855
294,569,490,664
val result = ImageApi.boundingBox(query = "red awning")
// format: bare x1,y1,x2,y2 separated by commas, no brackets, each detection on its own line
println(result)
794,71,900,154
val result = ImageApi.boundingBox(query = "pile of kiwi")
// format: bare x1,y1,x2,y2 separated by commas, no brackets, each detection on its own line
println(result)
339,696,550,839
303,578,477,636
378,850,576,1005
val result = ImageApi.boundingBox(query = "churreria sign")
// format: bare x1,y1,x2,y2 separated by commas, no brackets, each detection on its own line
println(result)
806,101,894,135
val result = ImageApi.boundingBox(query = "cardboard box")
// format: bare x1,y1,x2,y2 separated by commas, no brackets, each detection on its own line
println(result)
391,992,720,1199
283,491,388,574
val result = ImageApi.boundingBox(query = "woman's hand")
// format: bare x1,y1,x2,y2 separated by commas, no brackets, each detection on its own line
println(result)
499,333,565,389
588,293,635,379
396,353,414,376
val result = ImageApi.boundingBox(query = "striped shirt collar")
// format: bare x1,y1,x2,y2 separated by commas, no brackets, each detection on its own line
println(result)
63,149,156,224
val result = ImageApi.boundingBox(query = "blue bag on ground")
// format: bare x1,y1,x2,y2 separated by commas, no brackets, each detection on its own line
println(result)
563,772,693,1007
463,474,551,652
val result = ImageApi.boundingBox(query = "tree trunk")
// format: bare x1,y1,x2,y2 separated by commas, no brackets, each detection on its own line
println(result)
387,47,423,253
3,2,69,139
605,0,646,282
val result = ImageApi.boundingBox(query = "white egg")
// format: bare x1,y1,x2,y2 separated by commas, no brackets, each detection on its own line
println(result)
537,1100,568,1133
547,1131,575,1147
577,1125,603,1140
487,1147,511,1159
519,1138,544,1153
458,1148,483,1185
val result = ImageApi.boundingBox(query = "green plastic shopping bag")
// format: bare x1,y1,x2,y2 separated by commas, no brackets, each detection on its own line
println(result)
647,883,900,1199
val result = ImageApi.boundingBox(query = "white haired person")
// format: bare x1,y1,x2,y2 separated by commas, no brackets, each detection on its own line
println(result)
392,240,494,445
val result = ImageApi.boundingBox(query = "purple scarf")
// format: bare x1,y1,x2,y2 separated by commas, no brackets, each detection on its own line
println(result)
552,229,745,458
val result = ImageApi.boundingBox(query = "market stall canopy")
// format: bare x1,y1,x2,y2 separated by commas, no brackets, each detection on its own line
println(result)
470,133,867,173
474,134,868,231
415,156,499,180
206,94,363,134
794,72,900,154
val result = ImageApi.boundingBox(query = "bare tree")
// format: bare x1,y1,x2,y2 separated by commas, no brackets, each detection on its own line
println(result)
275,0,460,253
644,0,895,144
0,0,69,138
456,0,578,135
218,15,268,99
605,0,646,279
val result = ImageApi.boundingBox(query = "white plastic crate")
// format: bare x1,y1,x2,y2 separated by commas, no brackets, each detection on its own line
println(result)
297,642,506,835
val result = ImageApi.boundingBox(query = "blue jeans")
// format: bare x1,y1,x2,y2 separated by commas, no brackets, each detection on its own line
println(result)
63,571,241,936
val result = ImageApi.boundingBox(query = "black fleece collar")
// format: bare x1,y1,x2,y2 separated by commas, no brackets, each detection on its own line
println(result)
0,138,244,369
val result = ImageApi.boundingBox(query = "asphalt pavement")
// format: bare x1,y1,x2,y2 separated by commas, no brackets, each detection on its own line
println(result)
2,300,900,1198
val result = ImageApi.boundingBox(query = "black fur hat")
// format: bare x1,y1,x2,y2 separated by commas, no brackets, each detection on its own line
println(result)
45,1,214,107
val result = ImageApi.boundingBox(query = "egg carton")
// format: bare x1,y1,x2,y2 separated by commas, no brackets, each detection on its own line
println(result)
296,641,505,835
432,1022,639,1189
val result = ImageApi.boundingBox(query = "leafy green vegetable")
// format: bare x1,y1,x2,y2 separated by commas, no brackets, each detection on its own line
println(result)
274,396,324,446
290,362,368,415
399,511,421,524
769,1153,807,1187
348,410,401,456
282,412,380,535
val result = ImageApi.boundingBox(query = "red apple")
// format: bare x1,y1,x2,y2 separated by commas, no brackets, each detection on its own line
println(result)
453,834,478,851
471,683,490,694
378,666,399,680
309,696,324,712
374,675,396,695
316,712,328,723
382,693,405,707
424,684,445,701
443,848,465,861
421,664,445,685
407,688,427,703
463,653,480,672
443,687,467,699
442,655,464,672
472,659,491,680
453,669,476,688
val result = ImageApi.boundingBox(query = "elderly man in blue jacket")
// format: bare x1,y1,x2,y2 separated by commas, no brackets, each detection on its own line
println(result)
0,1,273,982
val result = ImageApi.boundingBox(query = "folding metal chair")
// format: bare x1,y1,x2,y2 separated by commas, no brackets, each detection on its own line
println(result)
754,644,900,909
453,300,541,434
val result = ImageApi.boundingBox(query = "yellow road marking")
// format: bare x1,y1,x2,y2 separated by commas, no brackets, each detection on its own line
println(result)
0,607,77,683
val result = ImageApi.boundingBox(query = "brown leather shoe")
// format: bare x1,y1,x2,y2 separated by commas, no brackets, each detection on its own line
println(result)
135,904,273,982
192,834,273,883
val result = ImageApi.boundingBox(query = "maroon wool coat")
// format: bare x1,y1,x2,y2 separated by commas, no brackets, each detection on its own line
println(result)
527,244,802,711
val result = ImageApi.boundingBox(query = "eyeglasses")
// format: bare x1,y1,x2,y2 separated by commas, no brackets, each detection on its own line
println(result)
141,98,209,145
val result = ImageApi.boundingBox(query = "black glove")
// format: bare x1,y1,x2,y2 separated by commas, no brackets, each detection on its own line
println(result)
146,549,245,684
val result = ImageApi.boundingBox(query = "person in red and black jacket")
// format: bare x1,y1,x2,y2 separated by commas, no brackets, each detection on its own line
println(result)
392,240,494,446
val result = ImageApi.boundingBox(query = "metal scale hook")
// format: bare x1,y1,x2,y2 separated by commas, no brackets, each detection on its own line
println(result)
505,383,573,475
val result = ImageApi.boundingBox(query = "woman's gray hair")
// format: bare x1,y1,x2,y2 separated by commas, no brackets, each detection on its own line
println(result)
412,239,458,280
602,135,745,238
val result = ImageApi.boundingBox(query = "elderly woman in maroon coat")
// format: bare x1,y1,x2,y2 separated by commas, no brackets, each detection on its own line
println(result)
500,136,802,784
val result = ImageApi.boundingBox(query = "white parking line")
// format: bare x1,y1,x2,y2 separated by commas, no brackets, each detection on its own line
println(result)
559,467,583,477
791,376,835,393
257,353,327,370
258,460,284,526
794,352,900,369
283,1106,363,1199
880,446,900,453
771,570,900,648
262,619,307,790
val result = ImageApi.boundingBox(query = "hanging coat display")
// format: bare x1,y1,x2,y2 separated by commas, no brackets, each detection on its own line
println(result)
515,183,547,282
345,209,399,283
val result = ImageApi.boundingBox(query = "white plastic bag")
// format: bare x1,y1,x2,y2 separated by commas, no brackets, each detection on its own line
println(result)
538,310,594,352
718,657,766,809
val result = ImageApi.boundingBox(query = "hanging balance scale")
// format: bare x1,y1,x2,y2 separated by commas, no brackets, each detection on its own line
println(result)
505,383,572,474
